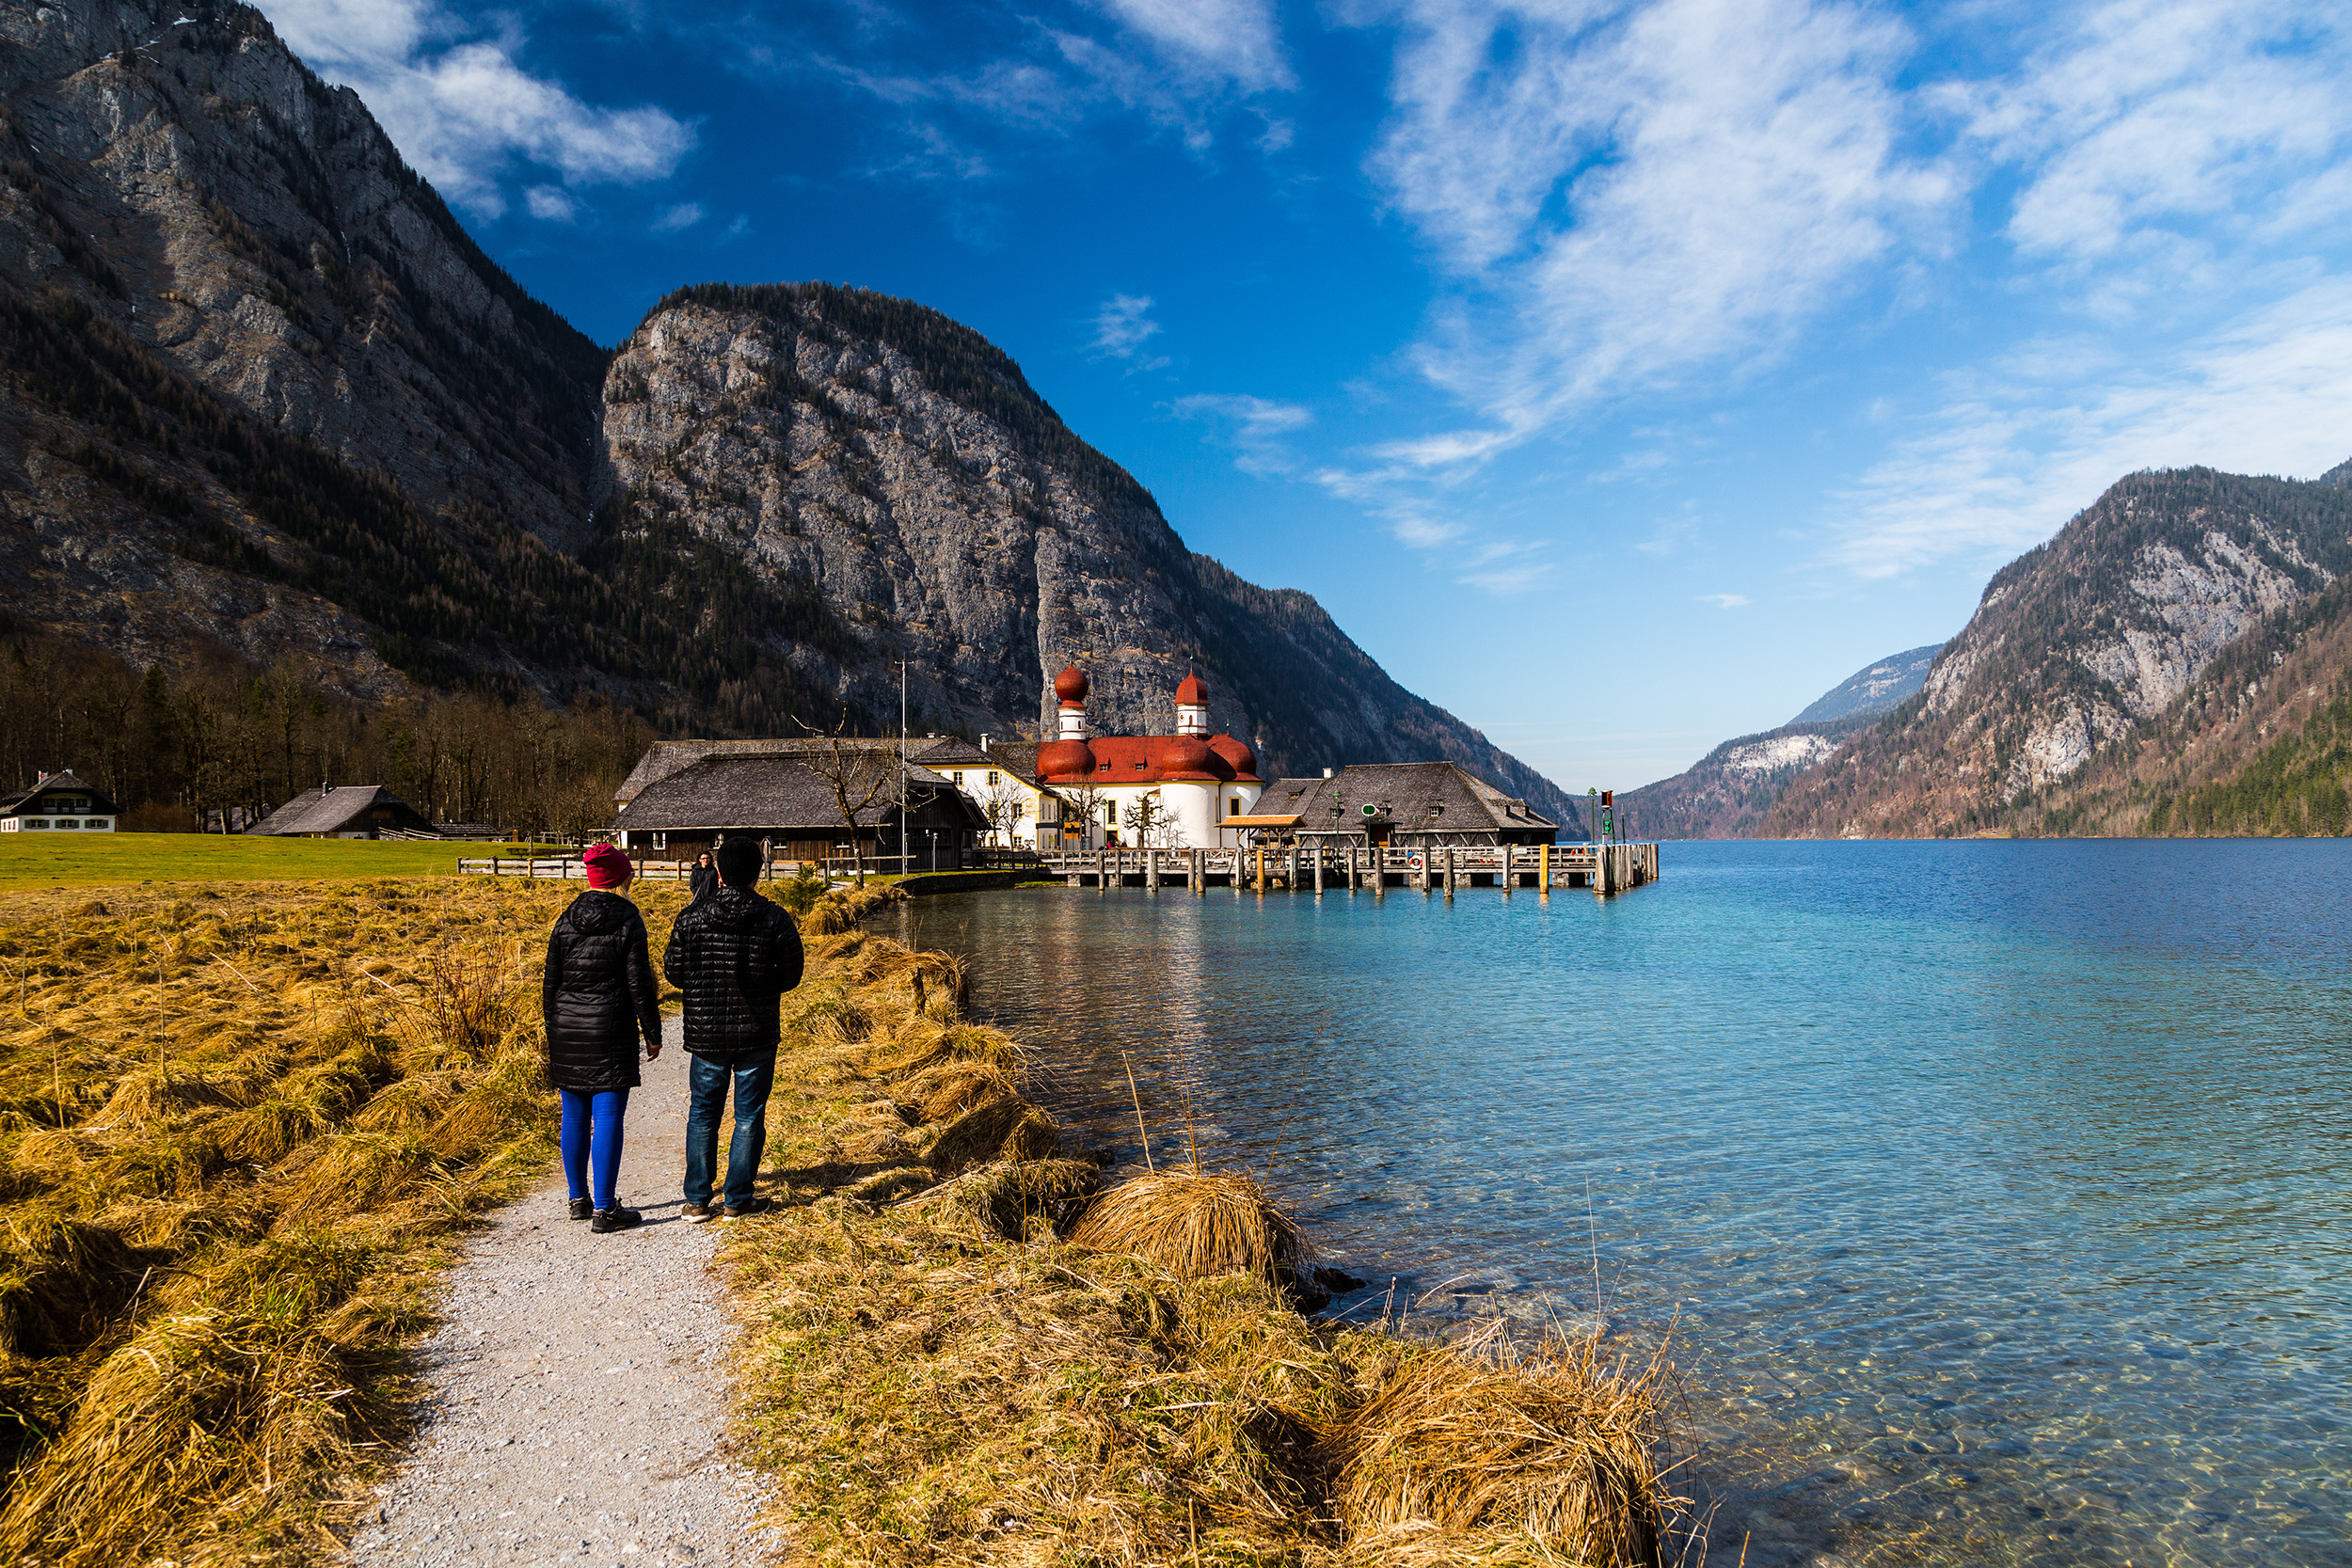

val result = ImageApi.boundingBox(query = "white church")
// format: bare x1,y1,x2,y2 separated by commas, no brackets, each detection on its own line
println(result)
1034,667,1263,848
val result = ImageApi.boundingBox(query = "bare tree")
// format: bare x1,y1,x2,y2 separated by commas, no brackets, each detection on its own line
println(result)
979,777,1028,846
795,715,898,885
1120,791,1186,849
1057,780,1105,850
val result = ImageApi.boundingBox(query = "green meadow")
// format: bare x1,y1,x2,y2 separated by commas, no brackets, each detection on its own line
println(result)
0,834,566,891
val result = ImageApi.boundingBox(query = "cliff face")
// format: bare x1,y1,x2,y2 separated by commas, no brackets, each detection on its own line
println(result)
595,284,1582,824
0,3,1579,827
0,0,611,690
1766,467,2352,837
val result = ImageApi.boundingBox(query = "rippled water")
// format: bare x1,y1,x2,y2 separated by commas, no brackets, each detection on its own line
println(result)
882,841,2350,1566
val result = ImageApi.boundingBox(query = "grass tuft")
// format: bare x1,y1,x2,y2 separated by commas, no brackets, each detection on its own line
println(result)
1069,1169,1308,1280
1333,1326,1673,1568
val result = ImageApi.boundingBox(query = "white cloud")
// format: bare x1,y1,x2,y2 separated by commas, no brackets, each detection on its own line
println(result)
1698,593,1750,609
1826,276,2352,578
1953,1,2352,265
1369,0,1947,454
524,184,575,221
653,201,705,232
1170,392,1312,474
1089,0,1294,91
267,0,693,216
1089,293,1166,360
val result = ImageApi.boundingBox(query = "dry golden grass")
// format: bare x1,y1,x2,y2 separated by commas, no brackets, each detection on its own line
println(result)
1070,1170,1308,1281
714,906,1690,1568
1334,1326,1673,1568
0,875,691,1566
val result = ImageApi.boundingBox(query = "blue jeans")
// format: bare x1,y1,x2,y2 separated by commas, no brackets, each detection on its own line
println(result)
559,1088,629,1210
684,1052,775,1211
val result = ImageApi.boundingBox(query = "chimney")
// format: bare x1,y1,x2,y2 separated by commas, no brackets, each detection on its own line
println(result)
980,734,990,752
1322,768,1333,778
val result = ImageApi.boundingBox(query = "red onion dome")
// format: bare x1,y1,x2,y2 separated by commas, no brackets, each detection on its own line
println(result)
1036,738,1095,780
1174,672,1208,705
1053,665,1089,705
1208,736,1258,779
1157,735,1215,775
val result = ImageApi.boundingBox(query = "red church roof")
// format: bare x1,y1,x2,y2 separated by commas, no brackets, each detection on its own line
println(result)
1037,733,1260,785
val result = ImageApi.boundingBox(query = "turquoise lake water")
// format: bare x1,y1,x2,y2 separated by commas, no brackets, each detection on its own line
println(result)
884,840,2350,1567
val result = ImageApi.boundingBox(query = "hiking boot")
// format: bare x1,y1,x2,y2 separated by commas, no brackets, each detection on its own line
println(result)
589,1205,643,1233
722,1196,773,1219
568,1197,593,1221
682,1201,720,1224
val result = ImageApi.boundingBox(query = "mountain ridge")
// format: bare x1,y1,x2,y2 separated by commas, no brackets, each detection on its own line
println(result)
1766,464,2352,837
0,0,1581,828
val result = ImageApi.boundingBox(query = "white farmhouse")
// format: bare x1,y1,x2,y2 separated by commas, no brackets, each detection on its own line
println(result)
0,771,119,833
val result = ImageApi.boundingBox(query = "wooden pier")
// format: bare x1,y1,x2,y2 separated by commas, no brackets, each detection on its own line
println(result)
1030,842,1660,895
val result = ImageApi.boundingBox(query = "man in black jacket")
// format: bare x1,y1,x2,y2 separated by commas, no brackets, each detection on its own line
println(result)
663,836,804,1220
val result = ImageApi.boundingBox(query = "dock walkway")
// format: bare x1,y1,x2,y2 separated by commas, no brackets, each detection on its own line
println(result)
1030,842,1660,895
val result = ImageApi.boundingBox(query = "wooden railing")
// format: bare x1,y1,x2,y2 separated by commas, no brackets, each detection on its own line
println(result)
1027,841,1660,894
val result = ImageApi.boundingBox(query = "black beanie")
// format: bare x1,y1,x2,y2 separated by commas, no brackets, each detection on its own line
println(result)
716,836,764,888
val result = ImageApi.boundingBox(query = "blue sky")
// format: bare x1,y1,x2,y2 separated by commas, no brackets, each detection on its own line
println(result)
265,0,2352,790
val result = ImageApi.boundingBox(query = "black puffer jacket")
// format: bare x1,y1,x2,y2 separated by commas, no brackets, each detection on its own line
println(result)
542,892,661,1092
662,886,804,1057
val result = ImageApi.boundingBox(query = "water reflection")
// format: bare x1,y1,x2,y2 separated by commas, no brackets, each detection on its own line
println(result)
889,843,2352,1567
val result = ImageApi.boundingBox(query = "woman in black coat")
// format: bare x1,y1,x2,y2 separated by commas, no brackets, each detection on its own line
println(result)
542,843,662,1232
688,850,719,904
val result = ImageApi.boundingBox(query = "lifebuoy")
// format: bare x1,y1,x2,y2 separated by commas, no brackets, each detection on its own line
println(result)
1406,852,1425,869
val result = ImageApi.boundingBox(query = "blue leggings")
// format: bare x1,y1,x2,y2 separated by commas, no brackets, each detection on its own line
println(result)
559,1088,629,1210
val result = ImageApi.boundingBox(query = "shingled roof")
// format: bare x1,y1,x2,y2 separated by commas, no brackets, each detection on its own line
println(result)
246,785,434,837
0,771,120,817
1254,762,1562,843
614,738,915,805
613,753,976,832
915,737,1050,790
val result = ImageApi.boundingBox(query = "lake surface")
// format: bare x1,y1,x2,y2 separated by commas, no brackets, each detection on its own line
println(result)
882,841,2349,1567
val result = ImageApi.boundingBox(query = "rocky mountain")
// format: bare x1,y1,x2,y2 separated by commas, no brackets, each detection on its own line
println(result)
1790,644,1941,724
0,0,1579,828
1766,465,2352,837
1618,643,1944,839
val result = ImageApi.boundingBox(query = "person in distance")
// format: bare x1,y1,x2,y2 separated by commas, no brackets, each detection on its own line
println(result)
688,848,718,904
542,841,663,1234
664,836,804,1221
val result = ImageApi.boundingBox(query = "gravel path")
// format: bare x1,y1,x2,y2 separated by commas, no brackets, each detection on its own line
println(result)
346,1015,776,1568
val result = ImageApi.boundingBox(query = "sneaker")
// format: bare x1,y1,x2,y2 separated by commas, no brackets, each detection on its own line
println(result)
568,1197,593,1222
682,1201,720,1223
589,1206,644,1233
721,1196,773,1219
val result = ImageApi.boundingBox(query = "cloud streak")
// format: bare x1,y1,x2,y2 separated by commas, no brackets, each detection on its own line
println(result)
268,0,693,217
1827,276,2352,578
1371,0,1947,453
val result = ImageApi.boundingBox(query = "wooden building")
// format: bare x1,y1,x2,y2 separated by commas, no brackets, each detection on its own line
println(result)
1244,762,1561,847
0,771,120,833
610,739,987,867
246,785,436,839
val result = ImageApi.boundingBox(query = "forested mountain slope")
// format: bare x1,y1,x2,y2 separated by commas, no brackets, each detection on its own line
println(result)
0,0,1578,826
1766,467,2352,837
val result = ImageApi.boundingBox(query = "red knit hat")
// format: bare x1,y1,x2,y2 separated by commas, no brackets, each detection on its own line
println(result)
581,843,632,889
